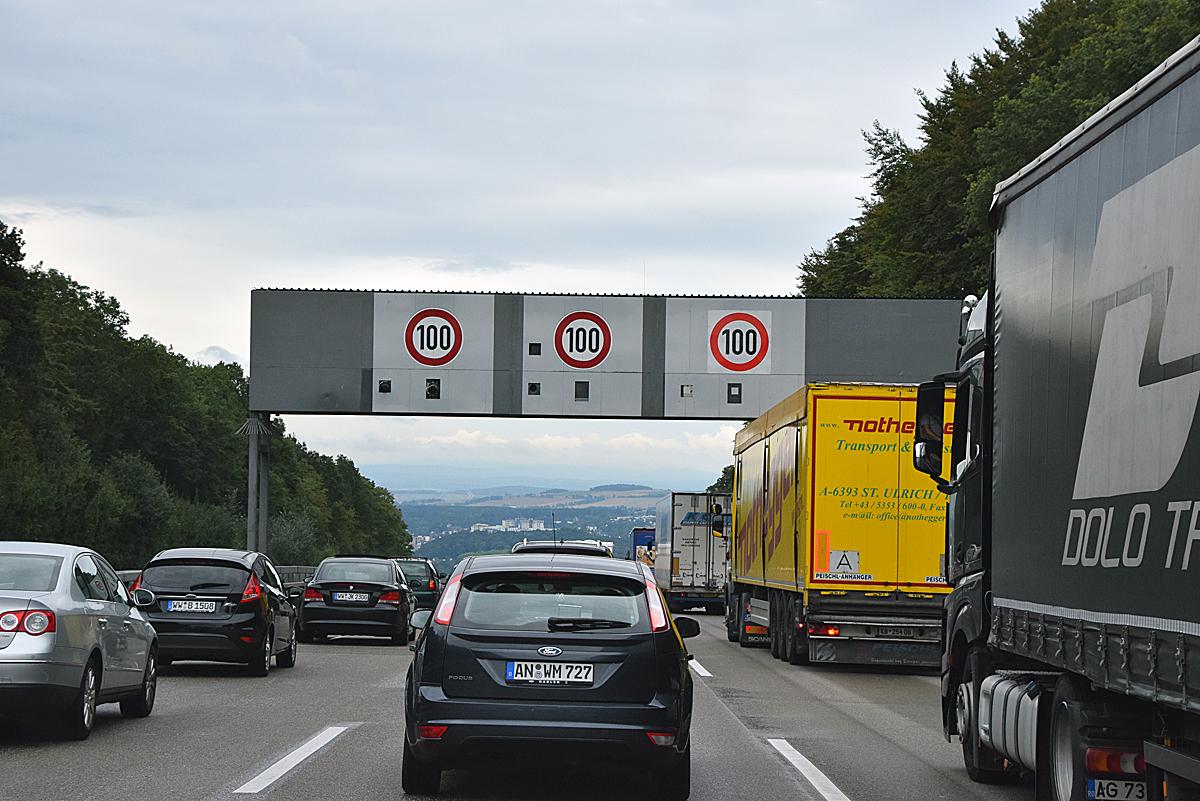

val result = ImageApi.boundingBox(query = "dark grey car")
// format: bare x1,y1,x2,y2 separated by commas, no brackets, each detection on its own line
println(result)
0,541,160,739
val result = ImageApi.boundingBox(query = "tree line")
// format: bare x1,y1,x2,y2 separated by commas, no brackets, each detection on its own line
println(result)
798,0,1200,298
0,220,410,569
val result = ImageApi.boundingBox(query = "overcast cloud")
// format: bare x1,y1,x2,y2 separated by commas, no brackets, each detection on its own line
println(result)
0,1,1032,487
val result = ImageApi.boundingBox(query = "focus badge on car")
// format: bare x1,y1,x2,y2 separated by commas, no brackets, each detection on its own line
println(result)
537,646,563,657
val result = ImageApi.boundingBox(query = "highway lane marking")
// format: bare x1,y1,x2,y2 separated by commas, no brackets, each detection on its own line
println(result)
233,725,350,794
689,658,713,677
768,738,852,801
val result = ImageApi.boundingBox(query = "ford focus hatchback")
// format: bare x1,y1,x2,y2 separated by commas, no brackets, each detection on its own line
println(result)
402,554,698,798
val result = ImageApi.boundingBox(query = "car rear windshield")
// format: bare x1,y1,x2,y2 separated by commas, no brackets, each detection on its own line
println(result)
0,554,63,592
142,562,249,593
396,561,434,584
316,561,394,584
455,572,647,632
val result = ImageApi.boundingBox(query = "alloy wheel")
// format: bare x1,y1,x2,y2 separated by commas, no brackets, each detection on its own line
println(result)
82,665,97,729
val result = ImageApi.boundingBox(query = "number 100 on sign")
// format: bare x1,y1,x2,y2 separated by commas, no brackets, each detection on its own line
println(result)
708,310,771,373
405,308,464,366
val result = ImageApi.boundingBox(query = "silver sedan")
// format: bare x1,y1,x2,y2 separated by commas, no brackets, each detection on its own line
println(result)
0,541,159,739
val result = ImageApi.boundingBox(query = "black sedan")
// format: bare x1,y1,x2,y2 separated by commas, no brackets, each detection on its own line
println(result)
299,557,412,644
402,554,698,799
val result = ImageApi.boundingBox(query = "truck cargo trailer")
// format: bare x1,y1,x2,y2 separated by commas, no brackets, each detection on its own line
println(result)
911,35,1200,801
726,382,954,667
654,492,730,615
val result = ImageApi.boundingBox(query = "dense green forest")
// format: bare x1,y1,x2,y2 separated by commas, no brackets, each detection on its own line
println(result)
799,0,1200,298
0,221,410,569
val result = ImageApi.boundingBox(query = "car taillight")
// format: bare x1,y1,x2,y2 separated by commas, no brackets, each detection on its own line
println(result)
646,731,676,746
303,587,322,602
433,574,462,625
1086,747,1146,776
379,590,402,605
428,579,437,591
418,725,447,740
645,579,669,632
0,610,56,635
130,574,142,591
807,623,841,637
241,573,262,603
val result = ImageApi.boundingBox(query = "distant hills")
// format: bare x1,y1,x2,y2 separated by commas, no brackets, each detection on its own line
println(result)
392,484,666,510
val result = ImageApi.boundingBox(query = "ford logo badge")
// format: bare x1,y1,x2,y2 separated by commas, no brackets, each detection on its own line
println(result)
537,646,563,657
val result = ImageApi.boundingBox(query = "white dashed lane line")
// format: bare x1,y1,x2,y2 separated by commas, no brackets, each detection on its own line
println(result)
768,738,852,801
689,658,713,677
233,725,351,794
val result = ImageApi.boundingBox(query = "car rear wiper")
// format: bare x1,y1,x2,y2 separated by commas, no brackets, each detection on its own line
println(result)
547,617,631,631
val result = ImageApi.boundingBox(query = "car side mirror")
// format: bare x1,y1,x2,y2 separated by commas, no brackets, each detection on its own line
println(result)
913,381,946,480
304,574,314,582
437,571,448,581
287,586,303,600
131,588,157,608
410,610,432,630
674,617,701,639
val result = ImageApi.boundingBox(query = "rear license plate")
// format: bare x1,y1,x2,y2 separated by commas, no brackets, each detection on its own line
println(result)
1087,779,1146,799
506,661,593,685
166,600,216,613
333,592,370,602
876,626,917,638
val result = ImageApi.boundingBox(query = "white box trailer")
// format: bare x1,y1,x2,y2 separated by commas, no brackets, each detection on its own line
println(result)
654,492,731,614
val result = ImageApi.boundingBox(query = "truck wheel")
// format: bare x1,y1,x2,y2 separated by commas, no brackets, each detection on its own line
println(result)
725,598,739,642
957,654,1010,783
769,592,782,659
1047,675,1088,801
785,596,808,665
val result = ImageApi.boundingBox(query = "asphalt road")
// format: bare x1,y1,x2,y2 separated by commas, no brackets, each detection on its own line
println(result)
1,618,1037,801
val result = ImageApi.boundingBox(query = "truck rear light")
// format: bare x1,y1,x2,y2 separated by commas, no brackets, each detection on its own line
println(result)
646,731,676,746
0,610,56,635
303,587,322,602
1085,747,1145,776
433,574,462,625
645,579,669,631
418,725,448,740
379,590,402,605
241,573,262,603
808,623,841,637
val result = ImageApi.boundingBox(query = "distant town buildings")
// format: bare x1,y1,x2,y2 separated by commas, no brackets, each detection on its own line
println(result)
468,518,547,533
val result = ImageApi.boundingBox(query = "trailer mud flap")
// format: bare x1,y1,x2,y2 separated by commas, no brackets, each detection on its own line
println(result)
809,638,941,667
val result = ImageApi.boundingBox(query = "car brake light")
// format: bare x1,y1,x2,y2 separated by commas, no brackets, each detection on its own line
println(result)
645,579,669,632
0,610,56,635
1085,747,1146,776
807,623,840,637
241,573,262,603
130,574,142,591
418,725,448,740
379,590,402,605
646,731,676,746
428,579,437,591
303,587,322,602
433,574,462,625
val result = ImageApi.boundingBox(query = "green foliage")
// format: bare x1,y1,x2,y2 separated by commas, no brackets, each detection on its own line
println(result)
798,0,1200,298
707,465,734,494
0,219,410,568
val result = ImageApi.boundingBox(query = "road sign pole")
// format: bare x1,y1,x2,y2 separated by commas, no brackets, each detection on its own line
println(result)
245,420,259,551
257,419,270,556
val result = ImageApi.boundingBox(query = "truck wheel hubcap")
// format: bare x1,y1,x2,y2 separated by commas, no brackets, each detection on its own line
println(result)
955,681,972,742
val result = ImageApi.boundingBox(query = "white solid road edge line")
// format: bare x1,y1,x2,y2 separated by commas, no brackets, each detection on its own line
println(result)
688,658,712,677
234,725,350,794
767,738,852,801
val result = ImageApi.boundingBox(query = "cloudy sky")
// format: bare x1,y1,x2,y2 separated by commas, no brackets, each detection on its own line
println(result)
1,1,1032,489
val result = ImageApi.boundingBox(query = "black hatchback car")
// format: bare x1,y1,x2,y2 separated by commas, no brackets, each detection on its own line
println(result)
136,548,298,676
392,557,441,611
402,554,698,799
299,557,412,644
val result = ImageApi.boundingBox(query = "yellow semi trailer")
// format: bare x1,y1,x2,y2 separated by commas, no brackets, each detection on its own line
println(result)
724,382,954,667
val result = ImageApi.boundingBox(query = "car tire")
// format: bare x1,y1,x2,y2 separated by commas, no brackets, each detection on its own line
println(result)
58,657,99,740
120,648,158,718
655,743,691,801
276,627,298,668
402,737,441,795
247,629,273,677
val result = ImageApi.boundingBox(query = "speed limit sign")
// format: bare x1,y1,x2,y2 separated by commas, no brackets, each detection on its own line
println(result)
405,308,463,366
554,311,612,369
708,311,770,373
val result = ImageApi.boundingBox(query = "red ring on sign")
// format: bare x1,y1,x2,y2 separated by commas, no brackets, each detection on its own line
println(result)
554,311,612,369
405,308,463,366
709,312,769,372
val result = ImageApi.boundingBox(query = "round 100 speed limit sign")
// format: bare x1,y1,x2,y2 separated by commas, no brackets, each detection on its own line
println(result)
555,311,612,369
405,308,463,366
709,311,770,372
